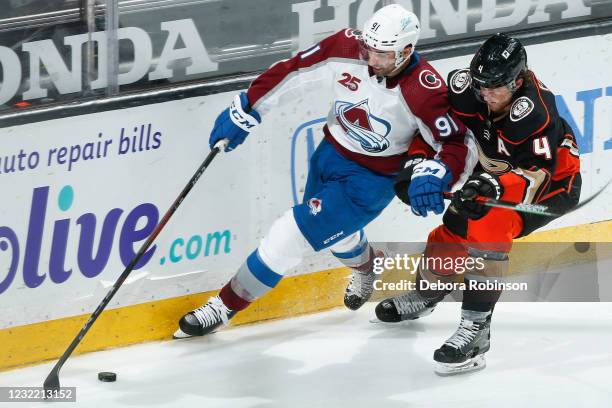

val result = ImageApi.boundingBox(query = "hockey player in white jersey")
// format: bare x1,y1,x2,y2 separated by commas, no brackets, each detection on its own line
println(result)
174,4,476,338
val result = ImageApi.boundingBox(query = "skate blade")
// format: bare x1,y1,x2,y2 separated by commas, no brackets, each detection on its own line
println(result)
369,317,418,324
434,354,486,376
172,328,193,339
370,306,437,325
369,317,405,324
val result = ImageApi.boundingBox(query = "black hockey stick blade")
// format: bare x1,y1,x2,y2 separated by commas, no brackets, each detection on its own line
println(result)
443,178,611,218
43,139,228,394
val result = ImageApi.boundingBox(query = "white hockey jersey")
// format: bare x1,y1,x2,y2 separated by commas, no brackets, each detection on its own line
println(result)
247,28,476,184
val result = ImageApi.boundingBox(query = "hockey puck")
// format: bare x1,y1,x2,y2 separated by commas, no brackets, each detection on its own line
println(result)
98,372,117,382
574,242,590,253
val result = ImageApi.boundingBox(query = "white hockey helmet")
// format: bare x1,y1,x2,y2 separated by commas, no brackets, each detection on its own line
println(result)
361,4,420,69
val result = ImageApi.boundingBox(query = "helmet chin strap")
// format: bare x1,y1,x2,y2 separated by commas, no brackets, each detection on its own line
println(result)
507,79,518,93
386,49,413,78
394,50,407,68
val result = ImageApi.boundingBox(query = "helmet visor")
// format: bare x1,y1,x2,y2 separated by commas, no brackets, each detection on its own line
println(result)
358,38,395,65
470,74,512,90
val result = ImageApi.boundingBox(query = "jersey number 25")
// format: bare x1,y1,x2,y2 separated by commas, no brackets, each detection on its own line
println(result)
338,73,361,91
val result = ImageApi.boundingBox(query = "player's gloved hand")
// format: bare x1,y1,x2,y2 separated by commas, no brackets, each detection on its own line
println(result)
209,92,261,152
408,160,452,217
394,155,426,205
452,172,503,220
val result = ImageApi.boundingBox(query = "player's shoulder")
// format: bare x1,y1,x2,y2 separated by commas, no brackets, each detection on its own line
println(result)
314,28,361,58
398,55,448,112
447,68,480,114
502,72,553,142
297,28,360,64
339,28,362,43
323,28,361,45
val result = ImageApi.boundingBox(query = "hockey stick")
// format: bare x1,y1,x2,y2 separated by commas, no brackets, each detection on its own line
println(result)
443,178,611,217
43,139,228,393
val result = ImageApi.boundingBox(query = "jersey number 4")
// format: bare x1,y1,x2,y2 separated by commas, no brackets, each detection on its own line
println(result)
338,73,361,91
533,136,552,160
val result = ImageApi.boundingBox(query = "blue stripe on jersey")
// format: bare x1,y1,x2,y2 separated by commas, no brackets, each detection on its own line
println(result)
246,250,283,288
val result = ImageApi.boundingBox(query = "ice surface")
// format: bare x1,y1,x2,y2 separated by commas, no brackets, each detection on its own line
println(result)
1,302,611,407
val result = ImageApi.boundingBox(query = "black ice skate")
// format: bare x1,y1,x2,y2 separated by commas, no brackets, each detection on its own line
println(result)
375,290,442,322
433,312,491,376
173,296,237,339
344,269,377,311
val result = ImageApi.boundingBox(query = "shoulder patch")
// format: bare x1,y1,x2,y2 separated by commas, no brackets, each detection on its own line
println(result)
449,69,471,94
418,69,443,90
344,28,361,39
510,96,534,122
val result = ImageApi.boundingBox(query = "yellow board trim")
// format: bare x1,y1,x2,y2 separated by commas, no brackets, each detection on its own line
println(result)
1,220,610,371
0,267,351,371
514,220,612,243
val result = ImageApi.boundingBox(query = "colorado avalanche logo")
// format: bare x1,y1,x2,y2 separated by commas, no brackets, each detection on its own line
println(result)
308,197,323,216
344,28,361,39
418,70,443,90
335,99,391,153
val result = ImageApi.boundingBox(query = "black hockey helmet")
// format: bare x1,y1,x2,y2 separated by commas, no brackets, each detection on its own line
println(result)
470,33,527,91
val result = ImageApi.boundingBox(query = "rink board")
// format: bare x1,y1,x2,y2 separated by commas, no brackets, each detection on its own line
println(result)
0,34,611,370
1,219,610,371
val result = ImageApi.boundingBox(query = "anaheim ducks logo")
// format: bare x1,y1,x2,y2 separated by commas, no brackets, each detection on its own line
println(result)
450,69,471,94
510,96,534,122
475,141,512,174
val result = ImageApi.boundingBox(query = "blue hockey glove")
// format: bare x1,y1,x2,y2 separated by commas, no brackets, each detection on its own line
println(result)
408,160,452,217
209,92,261,152
393,155,426,205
